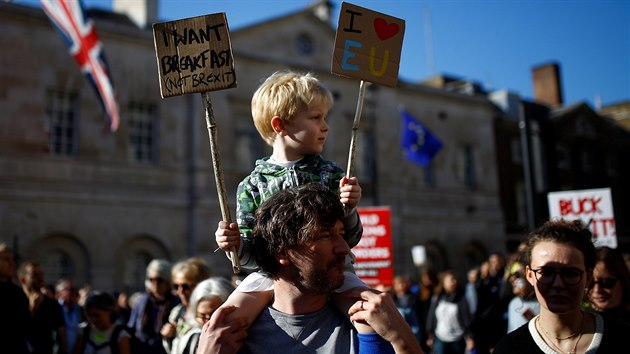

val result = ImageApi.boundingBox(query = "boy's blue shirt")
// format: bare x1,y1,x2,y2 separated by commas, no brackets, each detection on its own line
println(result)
235,154,363,269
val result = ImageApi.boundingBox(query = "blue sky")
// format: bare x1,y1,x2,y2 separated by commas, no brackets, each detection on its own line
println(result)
20,0,630,107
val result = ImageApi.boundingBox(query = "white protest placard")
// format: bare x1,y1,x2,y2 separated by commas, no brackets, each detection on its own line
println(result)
547,188,616,248
411,245,426,267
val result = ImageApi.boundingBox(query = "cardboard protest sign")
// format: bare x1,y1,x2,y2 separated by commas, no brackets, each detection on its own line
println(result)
547,188,617,248
152,13,240,273
355,207,393,287
153,13,236,98
332,2,405,87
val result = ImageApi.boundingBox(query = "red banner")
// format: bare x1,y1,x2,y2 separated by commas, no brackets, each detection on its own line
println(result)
355,207,393,287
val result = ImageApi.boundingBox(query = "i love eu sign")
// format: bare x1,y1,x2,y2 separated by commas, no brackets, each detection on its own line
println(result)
332,2,405,87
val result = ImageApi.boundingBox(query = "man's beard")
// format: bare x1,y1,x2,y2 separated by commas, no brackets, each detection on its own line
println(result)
295,256,346,293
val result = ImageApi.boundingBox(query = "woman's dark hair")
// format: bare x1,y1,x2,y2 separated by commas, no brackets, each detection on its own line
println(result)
84,291,117,322
523,219,596,271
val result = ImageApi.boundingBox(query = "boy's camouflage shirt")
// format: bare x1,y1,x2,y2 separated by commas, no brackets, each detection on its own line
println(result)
235,154,363,269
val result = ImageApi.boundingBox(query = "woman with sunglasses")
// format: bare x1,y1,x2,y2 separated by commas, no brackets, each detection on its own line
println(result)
494,219,630,354
161,258,212,353
586,246,630,326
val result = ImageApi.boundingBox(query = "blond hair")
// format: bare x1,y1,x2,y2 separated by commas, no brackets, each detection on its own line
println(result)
251,71,333,145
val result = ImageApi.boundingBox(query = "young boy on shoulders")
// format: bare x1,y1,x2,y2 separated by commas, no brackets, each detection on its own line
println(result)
214,70,372,332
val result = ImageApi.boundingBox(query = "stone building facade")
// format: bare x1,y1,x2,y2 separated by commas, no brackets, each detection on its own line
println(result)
0,2,505,292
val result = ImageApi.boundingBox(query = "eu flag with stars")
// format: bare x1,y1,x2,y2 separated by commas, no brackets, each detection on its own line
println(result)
400,109,443,167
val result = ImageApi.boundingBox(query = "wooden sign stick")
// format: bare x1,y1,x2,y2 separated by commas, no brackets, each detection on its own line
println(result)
332,3,405,178
153,12,240,274
345,80,369,178
202,92,240,274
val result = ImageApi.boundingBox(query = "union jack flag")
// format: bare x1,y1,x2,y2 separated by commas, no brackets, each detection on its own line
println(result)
40,0,120,132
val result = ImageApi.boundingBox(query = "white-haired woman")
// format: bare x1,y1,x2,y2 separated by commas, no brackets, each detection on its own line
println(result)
170,277,235,354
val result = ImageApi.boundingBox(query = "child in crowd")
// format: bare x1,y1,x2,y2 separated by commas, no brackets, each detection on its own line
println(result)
214,71,370,332
74,291,132,354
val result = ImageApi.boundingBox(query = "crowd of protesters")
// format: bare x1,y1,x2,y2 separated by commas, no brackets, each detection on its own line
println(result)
0,244,235,354
384,232,630,354
2,220,630,354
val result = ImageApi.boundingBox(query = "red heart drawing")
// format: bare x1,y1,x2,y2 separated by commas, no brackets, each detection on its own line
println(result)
374,18,399,40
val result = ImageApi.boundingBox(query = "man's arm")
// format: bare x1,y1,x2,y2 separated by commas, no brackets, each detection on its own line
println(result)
348,289,424,354
196,306,248,354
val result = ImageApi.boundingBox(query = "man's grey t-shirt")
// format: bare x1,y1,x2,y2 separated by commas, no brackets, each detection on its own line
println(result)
240,302,358,353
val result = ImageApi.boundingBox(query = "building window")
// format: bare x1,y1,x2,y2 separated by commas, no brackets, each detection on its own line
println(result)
423,163,436,188
456,144,476,190
45,90,78,157
580,148,595,173
123,251,153,294
575,116,595,137
295,33,313,56
510,137,522,164
42,250,74,282
556,144,570,170
128,102,157,164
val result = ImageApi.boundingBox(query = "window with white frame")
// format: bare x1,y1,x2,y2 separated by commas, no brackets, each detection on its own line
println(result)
128,102,157,164
45,90,78,157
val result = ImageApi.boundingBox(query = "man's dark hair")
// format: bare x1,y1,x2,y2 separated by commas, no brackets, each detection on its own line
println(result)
253,183,345,276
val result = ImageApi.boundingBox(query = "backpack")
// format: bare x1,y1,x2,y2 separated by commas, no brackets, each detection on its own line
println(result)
78,324,134,354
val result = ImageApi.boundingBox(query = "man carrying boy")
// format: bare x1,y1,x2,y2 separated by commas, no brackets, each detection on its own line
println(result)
214,71,368,329
200,184,423,353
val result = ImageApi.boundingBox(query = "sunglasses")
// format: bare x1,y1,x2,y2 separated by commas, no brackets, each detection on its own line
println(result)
530,267,584,286
592,278,618,289
173,283,191,291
